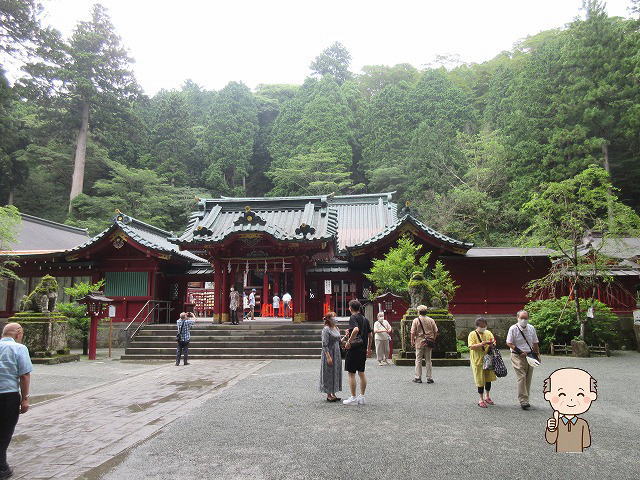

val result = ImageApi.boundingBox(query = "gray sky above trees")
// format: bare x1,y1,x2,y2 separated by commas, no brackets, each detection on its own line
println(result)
37,0,631,94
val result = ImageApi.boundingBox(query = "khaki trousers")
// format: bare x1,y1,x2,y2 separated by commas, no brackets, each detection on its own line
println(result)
375,338,390,361
511,352,534,405
415,345,433,379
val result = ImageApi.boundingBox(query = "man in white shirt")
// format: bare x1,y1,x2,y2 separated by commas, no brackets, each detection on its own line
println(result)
272,294,280,318
282,292,292,319
249,289,256,321
506,310,541,410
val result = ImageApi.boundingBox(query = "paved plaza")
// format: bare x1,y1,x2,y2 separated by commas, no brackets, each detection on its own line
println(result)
9,358,266,479
7,351,640,480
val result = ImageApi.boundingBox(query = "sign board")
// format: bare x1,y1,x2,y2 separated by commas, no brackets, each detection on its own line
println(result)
633,309,640,324
324,280,331,295
108,305,116,318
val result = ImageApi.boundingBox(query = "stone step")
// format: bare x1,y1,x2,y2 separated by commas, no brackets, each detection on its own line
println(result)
133,335,323,342
137,329,327,337
136,323,334,330
120,354,321,360
124,347,321,355
128,341,323,348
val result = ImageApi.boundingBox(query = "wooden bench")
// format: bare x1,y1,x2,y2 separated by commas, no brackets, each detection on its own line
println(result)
588,343,611,357
550,343,572,355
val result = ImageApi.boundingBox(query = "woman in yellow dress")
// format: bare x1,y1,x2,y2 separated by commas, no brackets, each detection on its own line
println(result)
468,317,497,408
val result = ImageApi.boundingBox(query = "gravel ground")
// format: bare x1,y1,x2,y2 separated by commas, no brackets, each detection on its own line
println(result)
101,351,640,480
29,349,162,403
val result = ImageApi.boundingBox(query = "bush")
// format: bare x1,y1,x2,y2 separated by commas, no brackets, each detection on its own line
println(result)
525,297,619,351
456,339,470,354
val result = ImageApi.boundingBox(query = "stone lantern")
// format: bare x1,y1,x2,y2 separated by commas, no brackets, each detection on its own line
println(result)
77,293,113,360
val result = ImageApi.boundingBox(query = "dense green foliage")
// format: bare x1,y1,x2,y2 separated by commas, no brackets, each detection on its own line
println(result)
366,236,458,302
0,204,20,279
1,1,640,242
526,297,619,350
56,279,105,355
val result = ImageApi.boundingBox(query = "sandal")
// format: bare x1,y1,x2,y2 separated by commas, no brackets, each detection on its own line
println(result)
478,400,488,408
485,398,495,405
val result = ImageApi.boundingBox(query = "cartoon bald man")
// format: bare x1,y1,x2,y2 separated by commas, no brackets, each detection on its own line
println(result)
543,368,597,452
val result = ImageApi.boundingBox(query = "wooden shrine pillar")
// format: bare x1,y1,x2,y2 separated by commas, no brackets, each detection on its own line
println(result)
212,258,222,323
262,271,269,317
293,257,307,322
221,263,229,323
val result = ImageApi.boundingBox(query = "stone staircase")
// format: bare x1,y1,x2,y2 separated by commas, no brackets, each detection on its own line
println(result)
121,322,345,360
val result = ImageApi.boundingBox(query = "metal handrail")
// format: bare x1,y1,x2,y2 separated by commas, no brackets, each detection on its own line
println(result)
130,304,160,338
124,299,153,332
124,300,173,340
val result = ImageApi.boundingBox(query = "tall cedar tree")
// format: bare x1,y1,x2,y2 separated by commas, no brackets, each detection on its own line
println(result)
20,4,138,212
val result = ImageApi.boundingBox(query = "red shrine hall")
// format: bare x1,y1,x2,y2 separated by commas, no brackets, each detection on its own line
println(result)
1,193,638,323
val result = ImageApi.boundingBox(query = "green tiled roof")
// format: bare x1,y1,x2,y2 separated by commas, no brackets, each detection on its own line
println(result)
68,214,206,263
346,214,473,252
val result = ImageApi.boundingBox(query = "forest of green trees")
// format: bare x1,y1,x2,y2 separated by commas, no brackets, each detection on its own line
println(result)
2,0,640,246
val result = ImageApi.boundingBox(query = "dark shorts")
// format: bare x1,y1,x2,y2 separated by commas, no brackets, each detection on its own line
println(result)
345,347,366,373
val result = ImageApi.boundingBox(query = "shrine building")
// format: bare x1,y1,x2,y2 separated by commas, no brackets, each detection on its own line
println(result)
1,193,638,339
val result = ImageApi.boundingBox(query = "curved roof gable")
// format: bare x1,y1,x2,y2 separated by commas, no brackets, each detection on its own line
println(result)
346,214,473,255
68,214,205,262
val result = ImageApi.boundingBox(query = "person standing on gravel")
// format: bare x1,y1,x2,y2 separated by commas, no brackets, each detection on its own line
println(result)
410,305,438,384
343,300,372,406
373,312,392,366
0,323,32,480
320,312,342,402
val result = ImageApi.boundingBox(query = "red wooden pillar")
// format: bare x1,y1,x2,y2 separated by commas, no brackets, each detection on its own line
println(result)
262,271,269,317
88,314,98,360
221,263,229,323
213,258,222,323
293,258,306,322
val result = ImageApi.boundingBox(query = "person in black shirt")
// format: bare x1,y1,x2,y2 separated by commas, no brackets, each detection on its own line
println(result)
342,300,372,406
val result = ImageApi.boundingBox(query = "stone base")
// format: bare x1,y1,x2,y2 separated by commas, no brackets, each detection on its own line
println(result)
393,355,470,367
7,313,69,357
293,312,307,323
571,339,590,357
31,354,80,365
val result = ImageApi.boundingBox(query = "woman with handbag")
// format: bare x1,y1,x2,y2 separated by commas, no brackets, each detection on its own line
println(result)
373,312,392,366
468,317,497,408
320,311,342,402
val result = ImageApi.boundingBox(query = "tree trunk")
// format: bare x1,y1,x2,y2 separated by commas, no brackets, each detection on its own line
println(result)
7,187,14,205
69,101,90,212
574,245,583,339
602,142,613,230
82,336,88,356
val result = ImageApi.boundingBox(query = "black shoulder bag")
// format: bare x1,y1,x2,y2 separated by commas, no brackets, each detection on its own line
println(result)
348,316,365,348
419,318,436,349
176,319,186,342
518,327,539,361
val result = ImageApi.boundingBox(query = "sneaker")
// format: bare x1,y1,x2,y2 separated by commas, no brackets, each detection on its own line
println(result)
426,378,434,384
357,395,366,405
412,378,422,383
521,403,531,410
384,360,391,365
343,396,358,405
378,362,384,366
